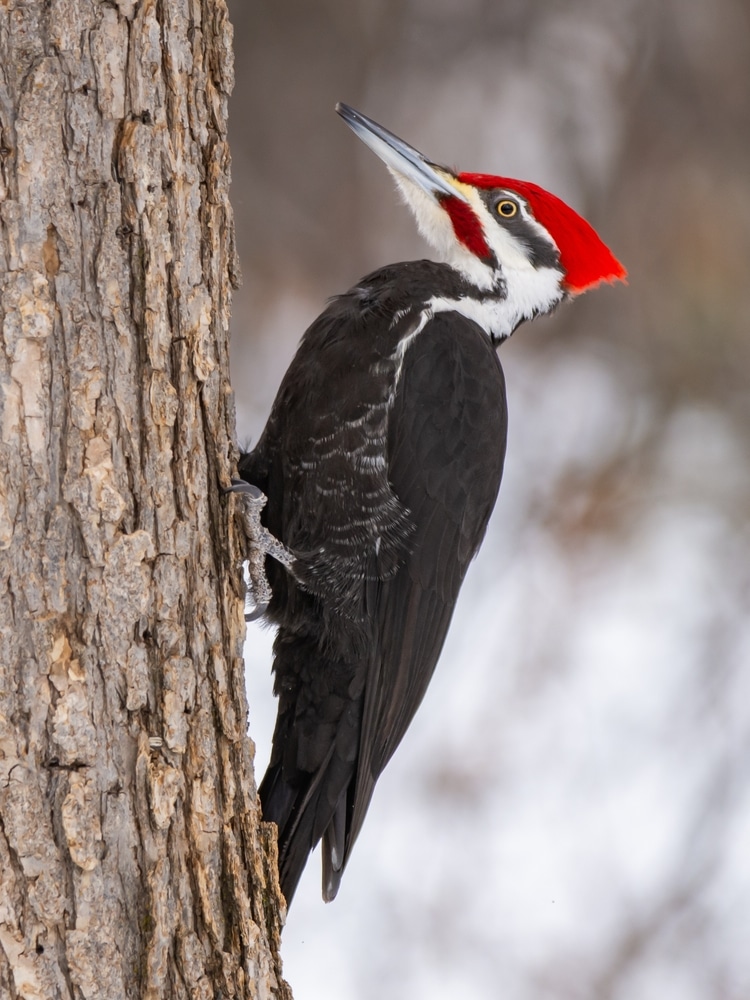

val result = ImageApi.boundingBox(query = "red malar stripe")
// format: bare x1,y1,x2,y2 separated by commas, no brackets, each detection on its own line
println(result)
441,195,492,261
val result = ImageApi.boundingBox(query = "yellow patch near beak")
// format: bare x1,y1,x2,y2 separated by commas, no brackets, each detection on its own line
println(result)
435,171,476,202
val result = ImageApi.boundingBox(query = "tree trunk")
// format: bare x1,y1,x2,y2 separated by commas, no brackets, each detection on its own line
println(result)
0,2,289,998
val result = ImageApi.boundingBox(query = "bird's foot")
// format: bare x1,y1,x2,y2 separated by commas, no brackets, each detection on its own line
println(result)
226,479,295,621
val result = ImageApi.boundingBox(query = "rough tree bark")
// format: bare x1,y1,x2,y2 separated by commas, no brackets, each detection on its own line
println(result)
0,2,289,998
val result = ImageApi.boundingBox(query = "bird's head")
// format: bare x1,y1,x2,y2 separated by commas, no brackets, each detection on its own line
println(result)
336,103,626,339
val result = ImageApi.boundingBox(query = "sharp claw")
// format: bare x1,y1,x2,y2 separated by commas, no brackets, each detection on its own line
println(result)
245,602,269,623
228,477,297,620
227,479,264,502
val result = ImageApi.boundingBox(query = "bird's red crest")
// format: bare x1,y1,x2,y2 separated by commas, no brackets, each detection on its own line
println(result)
459,173,627,294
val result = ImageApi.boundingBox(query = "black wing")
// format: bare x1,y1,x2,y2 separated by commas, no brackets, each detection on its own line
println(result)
324,310,507,896
242,295,507,903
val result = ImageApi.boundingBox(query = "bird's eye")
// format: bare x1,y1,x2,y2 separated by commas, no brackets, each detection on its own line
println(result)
496,199,518,218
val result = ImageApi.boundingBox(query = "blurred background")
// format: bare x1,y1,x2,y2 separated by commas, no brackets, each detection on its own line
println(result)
226,1,750,997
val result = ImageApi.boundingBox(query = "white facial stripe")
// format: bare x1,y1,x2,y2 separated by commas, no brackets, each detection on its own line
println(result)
515,196,561,251
458,187,534,279
388,170,565,331
428,265,564,341
471,189,561,272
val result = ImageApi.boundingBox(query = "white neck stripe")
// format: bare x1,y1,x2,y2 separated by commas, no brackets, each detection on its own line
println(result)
427,267,564,342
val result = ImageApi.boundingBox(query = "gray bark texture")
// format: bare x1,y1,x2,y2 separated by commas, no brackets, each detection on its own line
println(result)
0,2,290,998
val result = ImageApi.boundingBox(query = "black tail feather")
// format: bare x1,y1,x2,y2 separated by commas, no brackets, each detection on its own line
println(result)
260,758,347,905
259,763,311,905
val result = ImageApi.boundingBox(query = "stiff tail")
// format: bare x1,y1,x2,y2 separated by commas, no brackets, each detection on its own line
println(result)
259,763,315,905
257,620,368,904
259,749,351,905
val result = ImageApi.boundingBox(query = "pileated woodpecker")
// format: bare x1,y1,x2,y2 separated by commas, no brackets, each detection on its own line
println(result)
238,104,626,905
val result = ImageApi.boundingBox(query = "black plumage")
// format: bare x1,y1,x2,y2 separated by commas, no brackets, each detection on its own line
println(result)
239,260,507,903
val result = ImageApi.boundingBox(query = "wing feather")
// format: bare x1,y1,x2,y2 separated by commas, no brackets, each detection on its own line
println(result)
247,290,508,903
344,311,508,867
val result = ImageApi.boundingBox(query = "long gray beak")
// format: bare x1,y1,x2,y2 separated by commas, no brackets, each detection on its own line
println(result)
336,103,468,204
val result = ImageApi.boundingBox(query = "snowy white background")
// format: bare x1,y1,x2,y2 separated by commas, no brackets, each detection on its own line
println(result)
229,1,750,996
